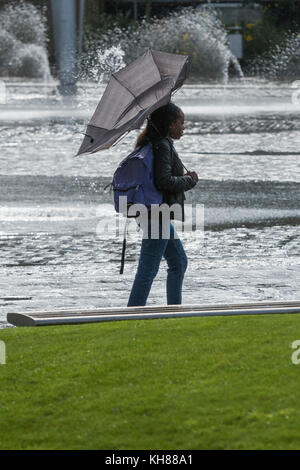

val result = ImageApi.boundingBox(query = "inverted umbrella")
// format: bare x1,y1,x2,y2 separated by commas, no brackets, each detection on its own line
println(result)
76,48,189,155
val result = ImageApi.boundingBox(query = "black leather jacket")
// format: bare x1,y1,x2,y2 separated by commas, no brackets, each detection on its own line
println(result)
152,137,196,221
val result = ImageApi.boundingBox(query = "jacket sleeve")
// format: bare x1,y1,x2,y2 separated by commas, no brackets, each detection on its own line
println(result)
153,140,197,193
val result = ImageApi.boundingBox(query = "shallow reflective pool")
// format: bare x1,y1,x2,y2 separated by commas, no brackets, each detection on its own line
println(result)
0,79,299,327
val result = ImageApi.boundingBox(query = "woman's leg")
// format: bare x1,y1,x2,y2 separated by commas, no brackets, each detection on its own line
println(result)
163,224,188,305
127,236,168,306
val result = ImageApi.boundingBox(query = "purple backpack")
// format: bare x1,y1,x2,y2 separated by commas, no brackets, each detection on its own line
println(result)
113,143,163,217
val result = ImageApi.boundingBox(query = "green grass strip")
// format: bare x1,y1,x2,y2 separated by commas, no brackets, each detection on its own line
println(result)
1,314,300,450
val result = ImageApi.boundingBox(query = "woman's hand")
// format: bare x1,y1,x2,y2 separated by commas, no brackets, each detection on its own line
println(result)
186,171,199,183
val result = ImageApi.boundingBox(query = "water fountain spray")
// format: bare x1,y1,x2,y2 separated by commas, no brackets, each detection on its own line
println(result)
0,1,51,80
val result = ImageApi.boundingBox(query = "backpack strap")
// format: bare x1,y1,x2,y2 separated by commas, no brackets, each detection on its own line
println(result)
120,238,126,274
120,217,129,274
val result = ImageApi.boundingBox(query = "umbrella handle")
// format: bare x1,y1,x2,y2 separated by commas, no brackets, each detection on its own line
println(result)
183,165,199,183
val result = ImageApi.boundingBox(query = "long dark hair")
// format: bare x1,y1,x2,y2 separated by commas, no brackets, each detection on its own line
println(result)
135,102,182,149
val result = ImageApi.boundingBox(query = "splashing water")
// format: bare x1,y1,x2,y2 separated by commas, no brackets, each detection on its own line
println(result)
0,1,51,80
247,31,300,80
79,45,126,83
81,6,243,83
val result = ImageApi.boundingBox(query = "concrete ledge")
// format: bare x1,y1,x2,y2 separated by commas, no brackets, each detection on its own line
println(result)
7,300,300,327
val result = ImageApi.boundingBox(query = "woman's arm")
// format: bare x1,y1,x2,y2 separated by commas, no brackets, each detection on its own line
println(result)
153,140,197,193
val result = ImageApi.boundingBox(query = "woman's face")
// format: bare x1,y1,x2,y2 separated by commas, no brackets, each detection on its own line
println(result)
168,111,185,140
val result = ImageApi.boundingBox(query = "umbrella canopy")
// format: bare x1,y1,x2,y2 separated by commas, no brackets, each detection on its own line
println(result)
76,48,189,155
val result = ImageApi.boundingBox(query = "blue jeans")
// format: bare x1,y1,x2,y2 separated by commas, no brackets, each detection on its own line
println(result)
127,218,188,306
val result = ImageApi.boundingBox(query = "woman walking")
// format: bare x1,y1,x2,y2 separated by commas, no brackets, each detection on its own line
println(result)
127,102,198,307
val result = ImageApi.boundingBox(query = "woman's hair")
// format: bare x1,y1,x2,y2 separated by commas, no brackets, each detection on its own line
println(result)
135,102,182,148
